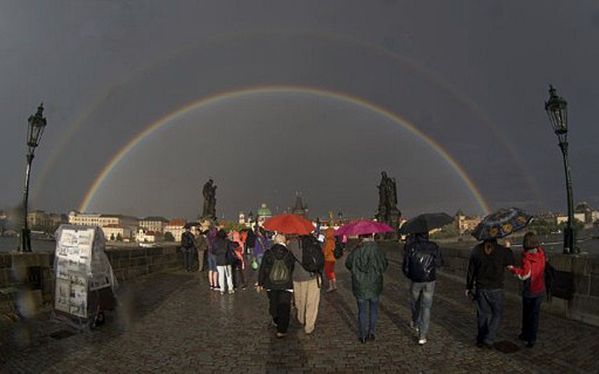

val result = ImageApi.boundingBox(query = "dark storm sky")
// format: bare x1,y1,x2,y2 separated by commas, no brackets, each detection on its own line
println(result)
1,1,598,220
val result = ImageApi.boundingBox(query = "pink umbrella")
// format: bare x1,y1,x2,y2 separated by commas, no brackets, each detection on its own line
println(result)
334,220,394,237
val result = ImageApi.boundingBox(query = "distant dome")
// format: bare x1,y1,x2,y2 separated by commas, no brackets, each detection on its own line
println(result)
257,203,272,217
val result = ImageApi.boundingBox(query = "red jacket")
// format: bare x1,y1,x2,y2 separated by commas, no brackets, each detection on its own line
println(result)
509,247,546,297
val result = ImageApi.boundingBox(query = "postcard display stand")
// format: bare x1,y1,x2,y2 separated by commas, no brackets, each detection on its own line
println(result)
54,225,117,329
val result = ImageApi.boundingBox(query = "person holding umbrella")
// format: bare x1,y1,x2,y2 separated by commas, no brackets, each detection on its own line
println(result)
399,213,450,345
402,232,443,345
343,221,391,343
466,208,529,348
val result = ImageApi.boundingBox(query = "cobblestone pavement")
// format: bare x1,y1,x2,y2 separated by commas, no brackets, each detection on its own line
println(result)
2,248,599,373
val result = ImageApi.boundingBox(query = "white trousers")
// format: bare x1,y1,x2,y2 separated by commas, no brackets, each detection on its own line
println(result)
217,265,233,292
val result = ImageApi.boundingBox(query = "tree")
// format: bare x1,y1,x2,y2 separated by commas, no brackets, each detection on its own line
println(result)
116,233,123,241
164,232,175,242
110,233,115,241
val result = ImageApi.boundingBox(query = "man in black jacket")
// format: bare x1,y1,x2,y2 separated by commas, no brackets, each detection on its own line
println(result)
257,234,295,338
180,225,196,272
402,232,443,345
466,239,514,348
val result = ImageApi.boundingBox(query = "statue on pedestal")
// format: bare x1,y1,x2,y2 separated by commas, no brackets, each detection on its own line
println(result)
376,171,401,238
202,179,217,220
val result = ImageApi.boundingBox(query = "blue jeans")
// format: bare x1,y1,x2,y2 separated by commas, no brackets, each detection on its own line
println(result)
410,281,435,338
475,288,504,345
522,295,543,343
357,297,379,339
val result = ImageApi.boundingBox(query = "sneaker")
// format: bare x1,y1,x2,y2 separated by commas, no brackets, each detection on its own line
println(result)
358,337,367,344
276,332,286,338
409,321,420,333
271,320,278,328
366,334,375,341
228,289,235,294
526,341,535,348
418,338,427,345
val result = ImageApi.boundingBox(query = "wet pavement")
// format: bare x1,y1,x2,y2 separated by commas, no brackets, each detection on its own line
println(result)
2,248,599,373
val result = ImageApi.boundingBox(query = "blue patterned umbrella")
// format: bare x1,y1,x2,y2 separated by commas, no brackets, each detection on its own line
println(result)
471,207,533,241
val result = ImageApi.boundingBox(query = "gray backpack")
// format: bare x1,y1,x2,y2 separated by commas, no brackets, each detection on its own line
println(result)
269,251,290,286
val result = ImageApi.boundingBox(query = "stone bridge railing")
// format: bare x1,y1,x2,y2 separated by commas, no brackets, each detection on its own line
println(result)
379,241,599,327
0,246,184,318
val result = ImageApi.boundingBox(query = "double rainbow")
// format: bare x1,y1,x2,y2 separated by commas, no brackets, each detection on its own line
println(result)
78,85,491,214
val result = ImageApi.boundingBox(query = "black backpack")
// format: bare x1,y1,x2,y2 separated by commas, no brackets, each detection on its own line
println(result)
269,250,291,286
544,261,556,301
333,237,345,259
300,236,325,273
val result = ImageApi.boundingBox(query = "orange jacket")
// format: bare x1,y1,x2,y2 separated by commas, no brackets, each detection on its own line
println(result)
323,228,336,263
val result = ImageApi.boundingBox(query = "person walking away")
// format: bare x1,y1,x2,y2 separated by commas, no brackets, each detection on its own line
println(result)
180,225,196,272
322,227,337,292
466,238,515,348
402,232,443,345
195,229,209,272
288,234,324,335
231,231,247,289
206,227,219,290
213,229,235,294
345,234,388,343
257,234,295,338
254,229,269,267
507,232,546,348
245,228,256,264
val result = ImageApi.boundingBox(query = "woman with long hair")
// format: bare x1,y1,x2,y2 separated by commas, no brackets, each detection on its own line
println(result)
507,232,546,348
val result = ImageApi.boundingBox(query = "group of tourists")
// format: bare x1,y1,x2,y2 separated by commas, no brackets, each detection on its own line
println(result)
181,223,548,349
403,230,547,348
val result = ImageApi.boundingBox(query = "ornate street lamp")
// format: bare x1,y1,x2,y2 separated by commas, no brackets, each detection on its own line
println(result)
545,86,577,254
20,104,47,252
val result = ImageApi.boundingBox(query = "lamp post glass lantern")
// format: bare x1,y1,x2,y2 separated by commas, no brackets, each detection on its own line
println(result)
20,104,47,252
545,86,577,254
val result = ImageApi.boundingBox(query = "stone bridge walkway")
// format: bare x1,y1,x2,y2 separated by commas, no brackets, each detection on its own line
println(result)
2,248,599,373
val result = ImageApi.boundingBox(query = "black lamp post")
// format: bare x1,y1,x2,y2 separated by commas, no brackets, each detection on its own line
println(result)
20,104,47,252
544,86,577,254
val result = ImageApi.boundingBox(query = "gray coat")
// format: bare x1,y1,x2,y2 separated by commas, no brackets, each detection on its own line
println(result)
287,237,316,282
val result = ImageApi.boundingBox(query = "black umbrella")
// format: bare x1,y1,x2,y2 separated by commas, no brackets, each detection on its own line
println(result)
399,212,454,234
471,207,532,241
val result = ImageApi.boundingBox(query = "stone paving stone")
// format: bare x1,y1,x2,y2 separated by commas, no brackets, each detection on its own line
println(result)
1,246,599,373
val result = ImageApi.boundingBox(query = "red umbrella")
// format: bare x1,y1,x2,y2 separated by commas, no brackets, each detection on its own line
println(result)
263,214,315,235
335,220,394,237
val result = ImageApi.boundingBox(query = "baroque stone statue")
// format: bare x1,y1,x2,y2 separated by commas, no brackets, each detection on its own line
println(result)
376,171,401,237
202,179,217,220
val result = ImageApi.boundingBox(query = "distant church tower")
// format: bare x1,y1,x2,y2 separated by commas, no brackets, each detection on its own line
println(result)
292,193,308,217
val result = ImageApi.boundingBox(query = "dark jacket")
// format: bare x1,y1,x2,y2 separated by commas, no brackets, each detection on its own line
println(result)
181,231,196,250
402,236,443,282
345,240,388,300
194,234,208,252
466,241,515,291
258,244,295,290
213,237,236,266
246,230,256,248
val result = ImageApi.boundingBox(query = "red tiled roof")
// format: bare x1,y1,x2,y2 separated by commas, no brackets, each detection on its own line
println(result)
167,218,186,226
